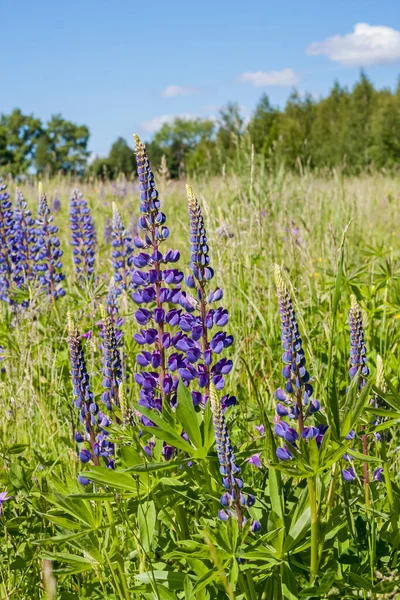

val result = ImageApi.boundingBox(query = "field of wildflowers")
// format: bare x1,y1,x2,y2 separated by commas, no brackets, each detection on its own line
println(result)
1,140,400,599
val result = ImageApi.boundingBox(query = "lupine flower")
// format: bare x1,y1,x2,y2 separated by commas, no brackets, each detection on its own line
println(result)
69,188,96,279
0,178,14,303
106,277,124,345
52,193,61,213
273,265,326,460
349,295,369,387
111,202,134,292
68,312,115,474
99,304,122,410
32,184,65,300
132,135,187,423
0,491,12,515
12,189,35,289
210,384,258,531
184,185,235,407
373,467,384,481
104,215,112,244
343,296,370,484
342,467,356,482
255,424,265,436
246,453,263,468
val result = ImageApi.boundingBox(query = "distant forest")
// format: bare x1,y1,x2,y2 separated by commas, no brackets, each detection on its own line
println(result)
1,72,400,178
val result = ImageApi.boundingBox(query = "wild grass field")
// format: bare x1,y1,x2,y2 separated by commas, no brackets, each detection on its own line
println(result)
1,150,400,599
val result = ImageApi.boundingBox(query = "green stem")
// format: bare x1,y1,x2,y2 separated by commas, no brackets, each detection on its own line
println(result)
382,439,398,534
308,476,319,583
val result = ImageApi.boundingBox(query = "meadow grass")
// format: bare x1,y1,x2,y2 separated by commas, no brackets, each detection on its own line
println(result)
1,167,400,598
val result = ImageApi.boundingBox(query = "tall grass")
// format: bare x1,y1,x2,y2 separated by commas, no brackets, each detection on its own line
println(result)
1,163,400,598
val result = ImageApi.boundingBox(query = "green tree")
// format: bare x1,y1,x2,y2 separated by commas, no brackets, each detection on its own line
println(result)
274,91,315,169
247,94,279,157
46,114,90,174
35,134,53,174
108,137,136,175
0,109,43,174
309,81,349,168
152,118,215,177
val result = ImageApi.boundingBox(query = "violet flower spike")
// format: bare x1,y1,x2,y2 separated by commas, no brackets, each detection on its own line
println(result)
12,189,35,293
132,134,187,428
349,295,369,387
32,183,65,300
111,202,134,292
0,178,14,303
69,188,97,279
273,265,327,460
100,304,122,409
210,384,259,532
185,185,235,408
68,312,115,477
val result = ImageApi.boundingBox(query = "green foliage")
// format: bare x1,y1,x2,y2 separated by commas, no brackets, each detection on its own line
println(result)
1,167,400,597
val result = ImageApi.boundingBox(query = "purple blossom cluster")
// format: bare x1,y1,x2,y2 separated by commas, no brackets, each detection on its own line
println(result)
99,304,122,410
184,186,235,408
32,185,65,300
12,190,35,289
111,202,134,292
69,189,97,279
273,266,327,462
210,385,260,532
0,178,14,303
68,312,115,482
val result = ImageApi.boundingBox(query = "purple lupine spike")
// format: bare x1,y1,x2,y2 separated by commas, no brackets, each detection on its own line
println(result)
0,178,14,303
184,185,235,408
111,202,134,292
69,188,97,279
348,295,371,491
68,312,115,477
210,384,259,533
132,135,189,426
273,265,327,461
106,277,124,345
12,189,35,290
349,295,369,387
99,304,122,410
32,184,65,300
104,215,112,244
52,193,61,213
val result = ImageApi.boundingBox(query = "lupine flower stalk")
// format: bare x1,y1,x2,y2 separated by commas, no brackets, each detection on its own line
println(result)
273,265,323,583
0,178,14,303
132,135,184,427
68,312,115,475
210,384,258,531
12,189,35,289
100,304,122,410
185,186,234,408
273,265,324,453
32,184,65,300
106,277,124,345
111,202,134,292
348,295,370,504
69,189,97,279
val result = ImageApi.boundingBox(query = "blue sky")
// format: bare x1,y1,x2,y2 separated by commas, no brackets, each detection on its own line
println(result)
3,0,400,156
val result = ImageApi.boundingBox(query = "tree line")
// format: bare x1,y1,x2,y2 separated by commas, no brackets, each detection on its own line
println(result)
2,73,400,178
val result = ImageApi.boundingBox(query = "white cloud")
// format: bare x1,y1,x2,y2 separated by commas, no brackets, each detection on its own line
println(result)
237,68,298,87
141,112,210,133
162,85,201,98
306,23,400,66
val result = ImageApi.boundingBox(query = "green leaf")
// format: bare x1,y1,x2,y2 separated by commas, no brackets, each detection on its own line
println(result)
134,404,195,454
281,562,299,600
138,500,156,554
82,468,139,492
134,570,190,590
176,381,203,449
283,507,311,553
